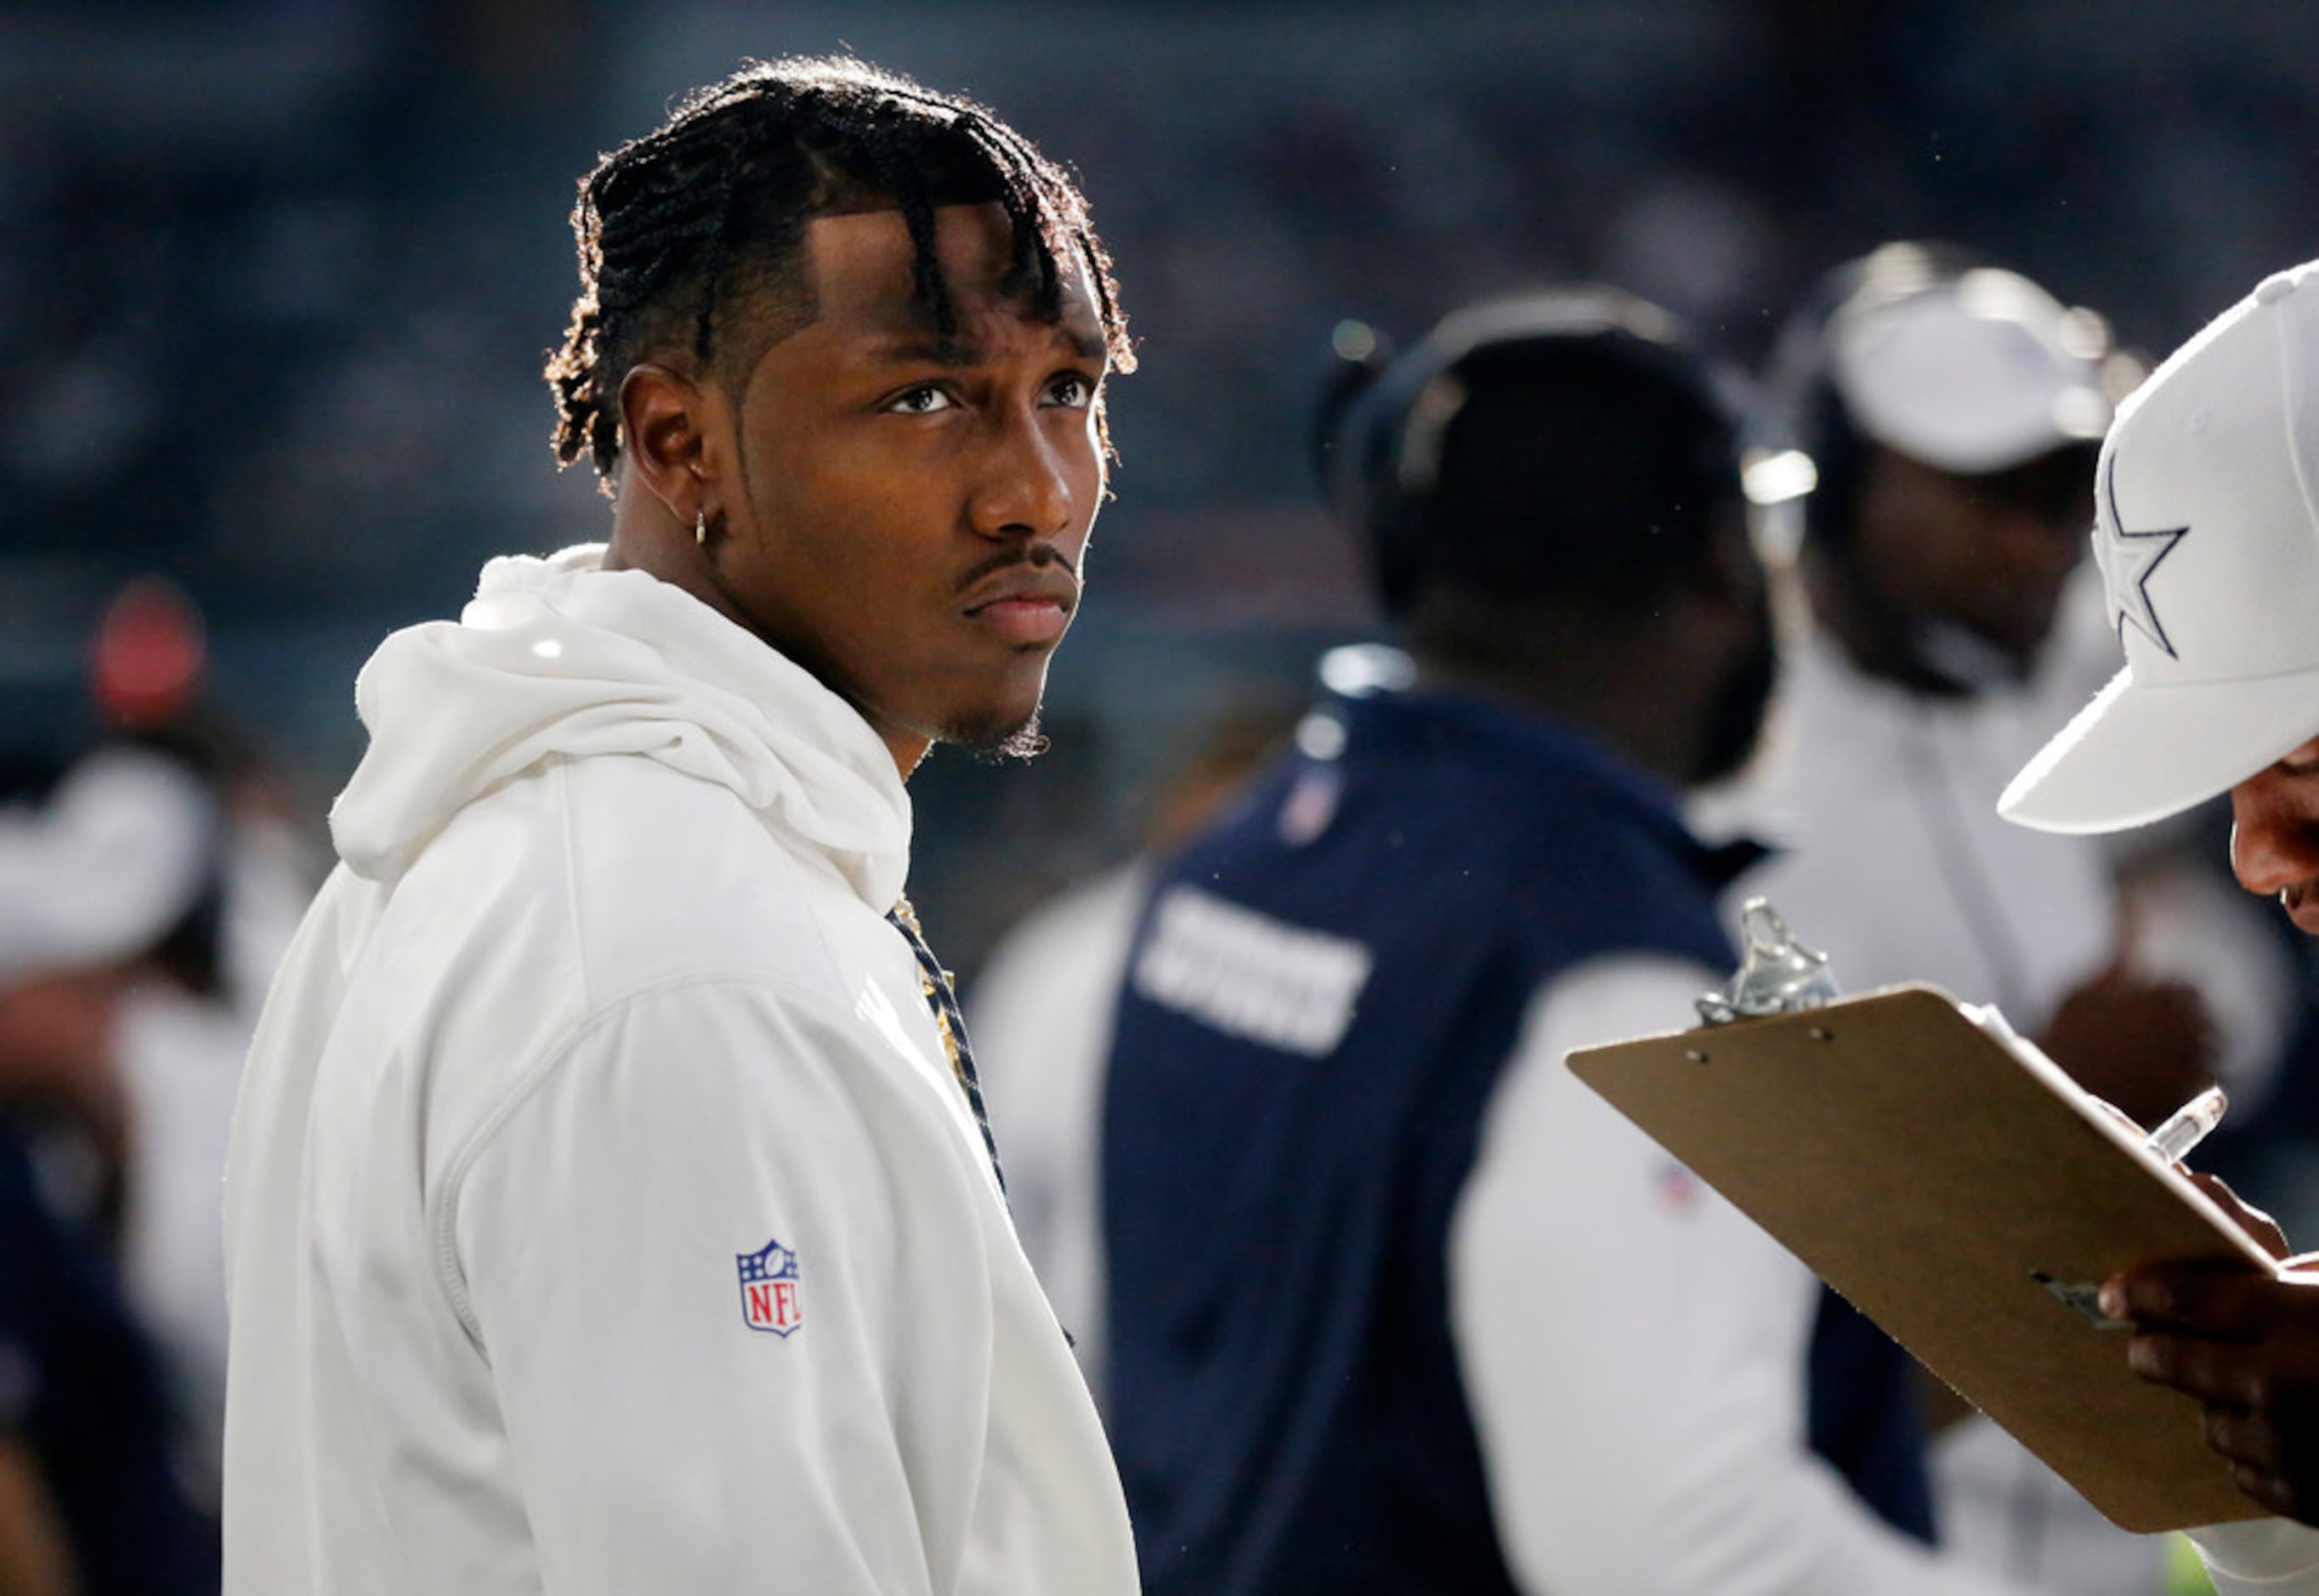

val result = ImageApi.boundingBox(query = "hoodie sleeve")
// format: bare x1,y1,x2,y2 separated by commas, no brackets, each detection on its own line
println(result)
449,976,1001,1596
1449,955,2044,1596
2189,1519,2319,1592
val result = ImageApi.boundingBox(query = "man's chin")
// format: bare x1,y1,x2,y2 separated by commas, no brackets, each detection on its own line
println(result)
952,705,1047,765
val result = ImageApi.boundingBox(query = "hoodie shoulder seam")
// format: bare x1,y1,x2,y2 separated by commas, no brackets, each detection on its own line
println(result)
550,760,593,1013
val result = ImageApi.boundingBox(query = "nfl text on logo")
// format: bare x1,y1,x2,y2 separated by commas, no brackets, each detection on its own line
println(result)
737,1237,802,1337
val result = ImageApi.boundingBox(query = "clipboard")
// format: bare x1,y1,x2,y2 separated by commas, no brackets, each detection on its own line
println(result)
1568,982,2280,1532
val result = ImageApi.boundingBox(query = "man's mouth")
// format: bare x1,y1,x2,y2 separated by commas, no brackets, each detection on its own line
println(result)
961,565,1078,648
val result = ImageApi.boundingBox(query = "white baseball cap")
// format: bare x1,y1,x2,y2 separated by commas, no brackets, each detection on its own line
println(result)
1829,246,2113,474
0,746,216,985
2001,258,2319,835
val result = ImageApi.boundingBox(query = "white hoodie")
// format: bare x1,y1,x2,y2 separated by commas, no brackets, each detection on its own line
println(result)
220,546,1138,1594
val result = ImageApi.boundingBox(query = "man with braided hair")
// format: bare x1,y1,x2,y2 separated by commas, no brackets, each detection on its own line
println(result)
220,56,1137,1594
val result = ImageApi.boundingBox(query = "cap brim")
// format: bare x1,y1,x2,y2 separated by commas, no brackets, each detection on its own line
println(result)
2001,664,2319,834
0,749,214,983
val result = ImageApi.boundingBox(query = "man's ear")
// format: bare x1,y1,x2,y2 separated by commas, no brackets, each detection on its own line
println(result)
617,362,720,524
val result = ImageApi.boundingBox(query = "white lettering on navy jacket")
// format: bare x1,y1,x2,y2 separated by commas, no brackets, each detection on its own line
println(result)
220,546,1137,1594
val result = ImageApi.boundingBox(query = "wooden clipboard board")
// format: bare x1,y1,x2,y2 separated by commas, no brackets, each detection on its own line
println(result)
1568,982,2279,1532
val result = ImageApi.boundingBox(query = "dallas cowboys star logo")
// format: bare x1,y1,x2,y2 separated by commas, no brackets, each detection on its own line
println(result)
2095,455,2190,659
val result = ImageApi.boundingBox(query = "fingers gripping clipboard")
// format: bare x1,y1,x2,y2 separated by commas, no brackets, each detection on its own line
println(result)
1567,916,2279,1532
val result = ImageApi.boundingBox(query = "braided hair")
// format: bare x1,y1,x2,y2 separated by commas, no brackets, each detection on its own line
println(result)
545,55,1133,486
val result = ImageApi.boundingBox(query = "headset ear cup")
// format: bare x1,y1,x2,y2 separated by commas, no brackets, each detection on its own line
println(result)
1323,330,1464,621
1755,260,1874,555
1310,337,1425,619
1364,491,1420,621
1311,332,1396,528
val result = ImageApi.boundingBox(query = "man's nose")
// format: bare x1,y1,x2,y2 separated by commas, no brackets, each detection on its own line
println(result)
2230,767,2319,895
970,410,1080,541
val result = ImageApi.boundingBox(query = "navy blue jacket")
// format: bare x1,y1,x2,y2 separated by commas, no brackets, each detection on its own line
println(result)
1101,687,1929,1595
0,1123,217,1595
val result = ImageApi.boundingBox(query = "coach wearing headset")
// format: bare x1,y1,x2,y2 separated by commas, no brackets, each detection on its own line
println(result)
1099,287,2056,1596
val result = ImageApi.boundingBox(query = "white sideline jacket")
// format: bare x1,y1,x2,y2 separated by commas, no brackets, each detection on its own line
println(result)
219,546,1138,1594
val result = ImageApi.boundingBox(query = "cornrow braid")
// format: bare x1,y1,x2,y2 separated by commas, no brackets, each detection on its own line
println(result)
689,114,757,365
797,93,964,342
544,55,1133,488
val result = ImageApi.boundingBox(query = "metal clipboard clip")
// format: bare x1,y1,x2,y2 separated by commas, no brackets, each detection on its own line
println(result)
1696,897,1839,1026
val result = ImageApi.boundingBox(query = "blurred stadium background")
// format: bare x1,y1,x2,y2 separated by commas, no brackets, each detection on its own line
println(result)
4,0,2316,971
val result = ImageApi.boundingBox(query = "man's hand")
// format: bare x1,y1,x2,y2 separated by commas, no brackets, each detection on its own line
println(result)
2038,967,2216,1129
0,1431,77,1596
2180,1169,2293,1261
2103,1260,2319,1524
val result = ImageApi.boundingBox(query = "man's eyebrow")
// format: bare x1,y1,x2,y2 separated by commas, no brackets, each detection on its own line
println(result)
869,337,980,368
865,324,1108,368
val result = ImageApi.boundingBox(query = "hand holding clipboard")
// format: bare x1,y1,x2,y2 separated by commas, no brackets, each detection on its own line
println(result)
1568,901,2282,1532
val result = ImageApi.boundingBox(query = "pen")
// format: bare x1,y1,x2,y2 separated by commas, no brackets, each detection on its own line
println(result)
2144,1084,2228,1165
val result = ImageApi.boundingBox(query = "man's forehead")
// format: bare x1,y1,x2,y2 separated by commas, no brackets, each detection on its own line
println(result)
801,204,1103,358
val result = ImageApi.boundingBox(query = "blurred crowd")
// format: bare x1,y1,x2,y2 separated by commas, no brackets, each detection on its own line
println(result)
0,578,317,1587
5,1,2319,965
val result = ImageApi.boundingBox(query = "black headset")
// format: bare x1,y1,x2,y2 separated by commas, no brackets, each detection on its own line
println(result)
1312,286,1748,618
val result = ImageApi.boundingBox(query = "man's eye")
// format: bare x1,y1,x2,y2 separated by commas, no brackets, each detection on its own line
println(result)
1045,373,1097,409
887,386,955,415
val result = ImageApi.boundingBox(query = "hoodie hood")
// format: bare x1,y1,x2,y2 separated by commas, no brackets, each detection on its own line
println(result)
330,546,912,911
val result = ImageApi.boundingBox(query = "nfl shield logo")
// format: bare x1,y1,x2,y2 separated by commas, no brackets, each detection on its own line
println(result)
737,1237,802,1337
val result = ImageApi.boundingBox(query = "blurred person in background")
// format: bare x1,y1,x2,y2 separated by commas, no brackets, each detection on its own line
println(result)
86,575,318,1028
0,740,230,1593
220,54,1141,1595
1101,285,2064,1595
1736,241,2299,1594
0,1123,213,1596
74,576,318,1518
1099,276,2319,1596
968,702,1297,1401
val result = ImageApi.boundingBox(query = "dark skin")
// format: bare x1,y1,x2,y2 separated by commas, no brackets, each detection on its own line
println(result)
2104,735,2319,1523
0,968,133,1201
604,201,1112,779
1812,446,2089,685
1815,444,2217,1126
1402,511,1777,792
2037,950,2215,1130
0,1435,76,1595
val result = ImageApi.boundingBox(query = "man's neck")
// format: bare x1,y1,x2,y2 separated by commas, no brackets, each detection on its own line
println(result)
604,496,930,781
1404,591,1715,790
603,493,745,630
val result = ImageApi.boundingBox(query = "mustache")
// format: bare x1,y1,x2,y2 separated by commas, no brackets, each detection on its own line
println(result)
954,543,1078,597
